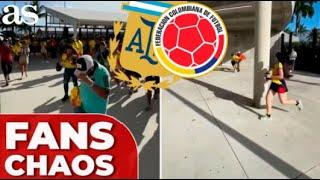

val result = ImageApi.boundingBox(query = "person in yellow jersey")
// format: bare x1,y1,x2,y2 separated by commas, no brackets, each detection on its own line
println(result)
12,38,22,67
231,52,241,73
88,38,96,57
260,52,303,121
59,44,79,102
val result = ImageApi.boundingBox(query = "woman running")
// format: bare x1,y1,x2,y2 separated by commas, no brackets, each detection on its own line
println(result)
19,40,30,79
261,52,303,121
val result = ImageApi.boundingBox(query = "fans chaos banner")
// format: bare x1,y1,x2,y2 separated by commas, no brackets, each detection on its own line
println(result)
0,114,138,179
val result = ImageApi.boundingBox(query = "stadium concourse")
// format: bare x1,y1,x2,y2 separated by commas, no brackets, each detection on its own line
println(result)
162,1,320,179
161,46,320,179
0,55,159,179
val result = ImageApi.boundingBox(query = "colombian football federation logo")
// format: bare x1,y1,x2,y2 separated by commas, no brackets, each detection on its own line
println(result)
109,1,227,91
153,3,228,78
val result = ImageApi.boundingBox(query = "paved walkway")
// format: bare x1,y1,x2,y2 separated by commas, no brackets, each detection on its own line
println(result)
162,59,320,179
0,56,159,179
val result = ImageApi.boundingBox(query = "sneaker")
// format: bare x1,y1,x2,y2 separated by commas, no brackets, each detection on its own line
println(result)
260,115,272,121
61,95,69,102
297,100,303,111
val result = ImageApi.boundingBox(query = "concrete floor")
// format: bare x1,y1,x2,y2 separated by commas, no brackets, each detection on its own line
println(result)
0,56,159,179
162,59,320,179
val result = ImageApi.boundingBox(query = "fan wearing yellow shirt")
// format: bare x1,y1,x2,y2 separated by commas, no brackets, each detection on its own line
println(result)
88,39,96,57
60,45,79,102
261,52,303,121
231,53,241,73
12,39,22,65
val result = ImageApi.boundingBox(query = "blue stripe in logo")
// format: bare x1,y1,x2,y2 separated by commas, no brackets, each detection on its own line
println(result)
123,5,162,16
195,57,217,74
139,1,173,8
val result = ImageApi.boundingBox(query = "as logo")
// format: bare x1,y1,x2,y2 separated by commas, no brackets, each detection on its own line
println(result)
153,3,228,78
2,5,39,26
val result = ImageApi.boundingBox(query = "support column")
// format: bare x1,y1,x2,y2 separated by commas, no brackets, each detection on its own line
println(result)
73,23,78,39
253,1,272,107
79,28,82,39
105,26,108,38
45,13,48,39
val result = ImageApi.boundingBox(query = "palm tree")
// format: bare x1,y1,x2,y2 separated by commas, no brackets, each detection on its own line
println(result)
298,24,309,36
284,27,293,34
27,1,47,35
292,1,316,34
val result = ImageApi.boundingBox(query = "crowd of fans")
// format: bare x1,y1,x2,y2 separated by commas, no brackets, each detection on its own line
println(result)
0,34,160,113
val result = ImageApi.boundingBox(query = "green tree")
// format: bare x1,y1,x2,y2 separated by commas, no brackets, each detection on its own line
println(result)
292,1,316,34
284,27,293,34
298,24,309,36
27,1,47,35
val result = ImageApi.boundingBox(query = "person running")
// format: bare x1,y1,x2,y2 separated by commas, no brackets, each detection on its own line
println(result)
73,55,111,114
40,39,48,62
18,40,30,79
60,45,79,102
231,52,240,73
12,38,22,68
88,38,96,57
288,48,297,76
0,38,14,86
260,52,303,121
145,76,160,111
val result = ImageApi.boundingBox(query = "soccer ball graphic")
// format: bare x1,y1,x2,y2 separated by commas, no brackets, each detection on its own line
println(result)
163,13,217,67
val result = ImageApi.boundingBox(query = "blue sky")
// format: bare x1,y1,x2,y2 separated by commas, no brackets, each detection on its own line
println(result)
286,1,320,31
0,1,319,30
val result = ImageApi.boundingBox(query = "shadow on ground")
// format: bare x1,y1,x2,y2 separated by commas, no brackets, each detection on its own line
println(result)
287,78,320,86
167,88,310,179
33,96,73,113
188,79,288,119
0,74,62,93
106,85,160,179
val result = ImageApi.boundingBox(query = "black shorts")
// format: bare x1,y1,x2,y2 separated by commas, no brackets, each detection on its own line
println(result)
269,80,288,94
14,55,20,62
231,60,238,66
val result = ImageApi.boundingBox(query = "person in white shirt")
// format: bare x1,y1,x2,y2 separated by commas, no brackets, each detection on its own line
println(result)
288,48,297,75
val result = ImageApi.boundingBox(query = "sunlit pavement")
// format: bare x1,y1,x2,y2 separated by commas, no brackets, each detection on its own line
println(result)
0,55,159,179
162,58,320,179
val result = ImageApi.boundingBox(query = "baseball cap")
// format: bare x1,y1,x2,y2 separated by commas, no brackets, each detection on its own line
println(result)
74,55,94,76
